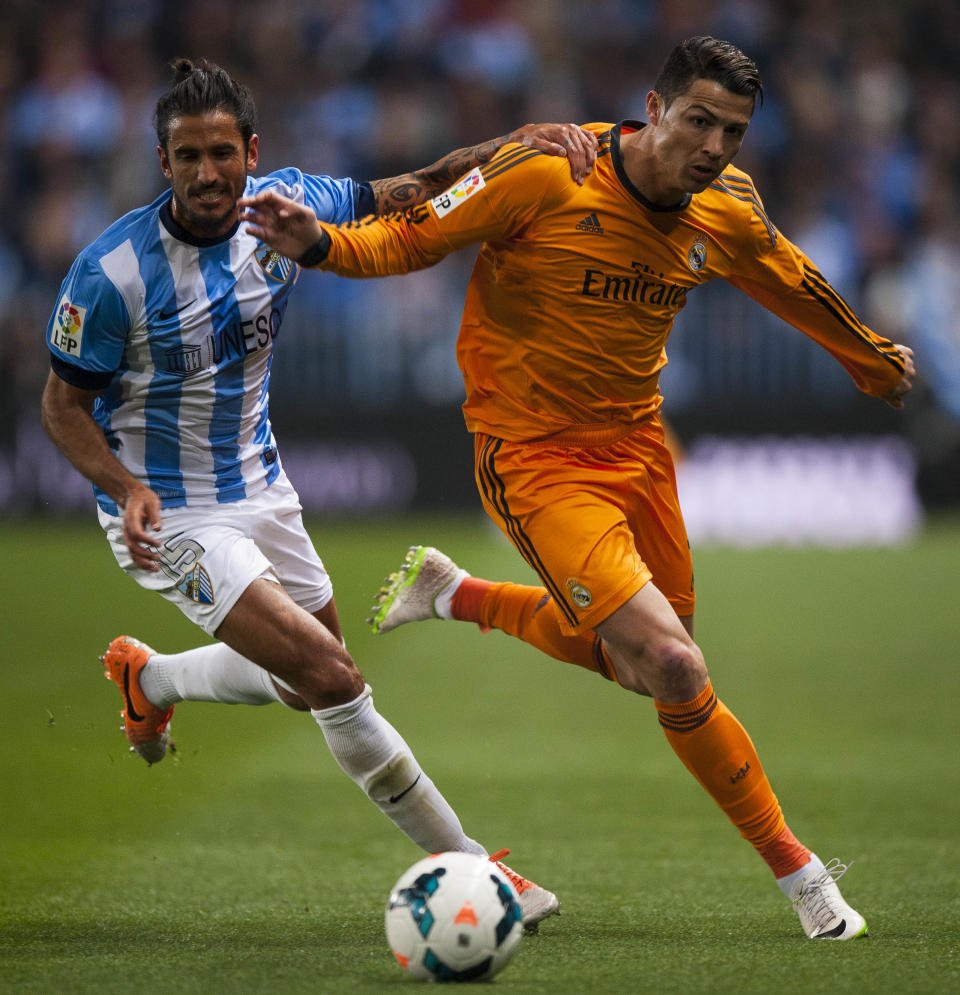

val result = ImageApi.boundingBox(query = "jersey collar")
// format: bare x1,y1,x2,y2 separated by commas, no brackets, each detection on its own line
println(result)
610,121,692,213
159,195,241,246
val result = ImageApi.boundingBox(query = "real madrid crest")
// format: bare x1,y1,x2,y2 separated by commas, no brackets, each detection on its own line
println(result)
566,577,593,609
687,239,707,272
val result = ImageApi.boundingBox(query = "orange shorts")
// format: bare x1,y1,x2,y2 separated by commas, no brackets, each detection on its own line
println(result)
474,416,694,636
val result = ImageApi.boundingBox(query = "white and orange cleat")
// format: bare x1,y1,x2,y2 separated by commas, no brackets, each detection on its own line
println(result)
791,857,868,940
489,849,560,933
100,635,174,765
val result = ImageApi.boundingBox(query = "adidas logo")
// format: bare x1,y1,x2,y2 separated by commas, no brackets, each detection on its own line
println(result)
575,212,604,234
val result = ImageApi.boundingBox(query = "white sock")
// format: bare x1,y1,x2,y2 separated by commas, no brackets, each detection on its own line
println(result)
313,684,486,856
139,643,284,708
434,568,470,619
776,852,823,898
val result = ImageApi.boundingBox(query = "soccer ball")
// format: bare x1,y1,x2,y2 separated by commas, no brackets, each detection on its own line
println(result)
385,851,524,982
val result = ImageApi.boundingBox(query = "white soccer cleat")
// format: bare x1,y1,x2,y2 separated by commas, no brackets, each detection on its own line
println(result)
488,849,560,934
368,545,464,634
791,858,868,940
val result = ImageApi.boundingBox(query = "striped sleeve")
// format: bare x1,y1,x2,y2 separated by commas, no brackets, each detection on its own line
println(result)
711,169,904,397
729,249,905,397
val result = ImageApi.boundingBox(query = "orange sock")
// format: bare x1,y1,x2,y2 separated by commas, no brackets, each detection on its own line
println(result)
452,580,617,681
756,824,812,879
451,577,493,627
655,680,811,877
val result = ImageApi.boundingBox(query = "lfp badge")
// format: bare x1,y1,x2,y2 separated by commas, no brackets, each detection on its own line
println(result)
431,167,486,219
51,296,87,356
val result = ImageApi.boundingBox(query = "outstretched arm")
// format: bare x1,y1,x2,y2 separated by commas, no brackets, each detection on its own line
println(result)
369,122,598,213
243,131,557,276
730,260,916,407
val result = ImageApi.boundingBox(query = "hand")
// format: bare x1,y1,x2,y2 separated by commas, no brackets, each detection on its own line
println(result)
882,343,916,409
239,191,323,259
507,123,599,185
121,484,163,571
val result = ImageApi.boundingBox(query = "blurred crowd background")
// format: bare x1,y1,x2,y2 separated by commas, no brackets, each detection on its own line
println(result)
1,0,958,528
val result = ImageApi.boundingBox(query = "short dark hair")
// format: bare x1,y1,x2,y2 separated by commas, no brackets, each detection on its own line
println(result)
154,57,257,149
653,36,763,109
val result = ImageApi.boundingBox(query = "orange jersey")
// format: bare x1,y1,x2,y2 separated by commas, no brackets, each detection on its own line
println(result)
319,121,905,441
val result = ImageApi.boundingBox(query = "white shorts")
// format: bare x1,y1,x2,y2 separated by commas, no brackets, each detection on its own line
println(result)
98,470,333,636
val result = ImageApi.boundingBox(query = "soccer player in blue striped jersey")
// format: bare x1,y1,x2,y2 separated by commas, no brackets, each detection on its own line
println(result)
39,57,592,930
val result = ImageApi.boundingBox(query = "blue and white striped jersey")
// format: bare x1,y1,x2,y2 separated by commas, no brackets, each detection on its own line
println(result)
47,168,371,514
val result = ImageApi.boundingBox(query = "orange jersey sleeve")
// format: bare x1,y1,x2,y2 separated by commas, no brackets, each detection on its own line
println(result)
693,169,905,398
318,122,906,441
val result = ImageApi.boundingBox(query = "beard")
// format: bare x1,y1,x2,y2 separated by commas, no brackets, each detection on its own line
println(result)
171,190,237,238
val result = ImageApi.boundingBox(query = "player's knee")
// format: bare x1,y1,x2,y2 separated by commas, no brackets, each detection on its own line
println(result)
296,645,365,708
610,633,705,698
273,680,311,711
651,637,706,699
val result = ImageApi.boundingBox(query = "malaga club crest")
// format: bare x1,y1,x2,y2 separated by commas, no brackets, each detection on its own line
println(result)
256,246,294,283
177,563,215,605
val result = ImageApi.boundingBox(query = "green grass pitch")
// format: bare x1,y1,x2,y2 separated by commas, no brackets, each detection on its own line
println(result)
1,513,958,993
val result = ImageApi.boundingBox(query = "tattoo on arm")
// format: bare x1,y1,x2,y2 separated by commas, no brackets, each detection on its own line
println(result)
370,137,508,214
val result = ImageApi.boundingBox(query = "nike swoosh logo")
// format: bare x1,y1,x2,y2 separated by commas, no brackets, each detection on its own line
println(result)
157,298,197,321
814,919,847,939
389,773,422,804
123,664,145,723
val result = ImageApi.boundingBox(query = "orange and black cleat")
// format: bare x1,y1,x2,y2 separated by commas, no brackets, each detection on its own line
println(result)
100,635,174,765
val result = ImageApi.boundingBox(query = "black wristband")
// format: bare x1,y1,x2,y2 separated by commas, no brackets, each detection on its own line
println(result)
296,231,332,268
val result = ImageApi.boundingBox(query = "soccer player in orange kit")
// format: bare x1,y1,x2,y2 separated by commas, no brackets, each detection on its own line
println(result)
239,36,915,940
